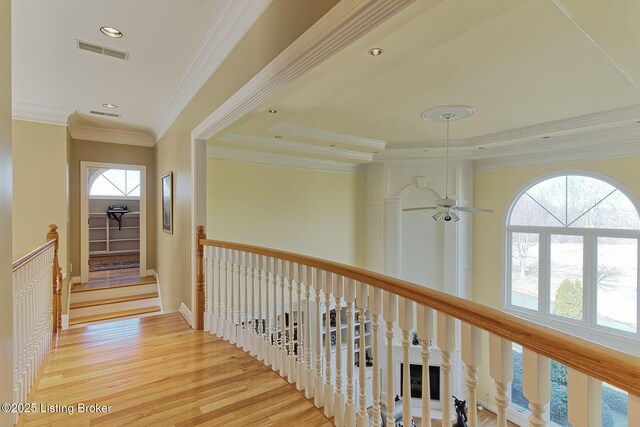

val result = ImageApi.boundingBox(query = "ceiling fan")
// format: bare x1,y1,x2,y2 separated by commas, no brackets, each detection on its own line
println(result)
402,105,493,222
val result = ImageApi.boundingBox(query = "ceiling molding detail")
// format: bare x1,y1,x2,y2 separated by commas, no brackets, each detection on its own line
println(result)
67,113,155,147
220,133,373,162
152,0,272,141
192,0,418,141
269,123,387,149
12,101,73,125
207,145,362,174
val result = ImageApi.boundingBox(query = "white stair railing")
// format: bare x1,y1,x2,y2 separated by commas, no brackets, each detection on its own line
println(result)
197,231,640,427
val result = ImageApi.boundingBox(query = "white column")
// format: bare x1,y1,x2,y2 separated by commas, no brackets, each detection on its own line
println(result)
461,323,482,427
384,291,398,427
370,287,383,427
437,312,456,426
488,335,512,427
416,305,434,427
398,297,415,427
356,282,368,427
522,349,550,427
567,368,601,427
271,257,279,372
333,274,345,427
314,268,324,408
323,270,334,418
344,278,357,427
304,265,314,399
204,247,212,333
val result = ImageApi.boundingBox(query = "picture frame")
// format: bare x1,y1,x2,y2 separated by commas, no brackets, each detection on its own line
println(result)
161,172,173,234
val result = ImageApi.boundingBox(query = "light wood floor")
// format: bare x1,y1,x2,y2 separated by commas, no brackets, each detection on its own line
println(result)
73,268,156,291
22,313,332,426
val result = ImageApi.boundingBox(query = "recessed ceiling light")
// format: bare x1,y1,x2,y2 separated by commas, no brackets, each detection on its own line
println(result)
274,135,282,139
369,48,384,56
330,144,336,148
268,108,277,114
100,26,124,38
478,146,485,150
423,149,429,152
542,136,551,139
102,103,118,109
373,151,379,154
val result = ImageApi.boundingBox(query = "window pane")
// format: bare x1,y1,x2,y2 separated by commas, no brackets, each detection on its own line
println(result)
550,234,583,320
510,194,564,227
597,237,637,332
566,175,616,227
511,345,528,410
102,169,126,194
511,233,539,310
90,175,121,196
602,384,628,427
526,176,567,225
126,170,140,195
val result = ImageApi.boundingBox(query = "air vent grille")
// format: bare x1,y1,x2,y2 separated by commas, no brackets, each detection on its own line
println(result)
76,40,129,61
90,110,121,118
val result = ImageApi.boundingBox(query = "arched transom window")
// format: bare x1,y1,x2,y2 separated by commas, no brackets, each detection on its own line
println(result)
89,169,141,198
507,173,639,335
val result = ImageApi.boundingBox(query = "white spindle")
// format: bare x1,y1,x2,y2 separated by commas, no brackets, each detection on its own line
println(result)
462,323,482,427
279,259,287,378
333,274,345,427
567,368,601,427
254,253,262,360
243,251,250,352
216,247,223,338
234,250,242,348
369,287,383,427
264,255,272,366
271,257,278,371
304,265,314,399
249,253,256,356
288,261,295,383
522,349,550,427
384,291,397,427
416,305,434,427
204,247,212,332
223,249,231,341
488,335,512,427
356,282,368,427
345,279,356,427
399,297,415,427
295,263,304,391
314,268,324,408
437,312,456,426
323,270,334,418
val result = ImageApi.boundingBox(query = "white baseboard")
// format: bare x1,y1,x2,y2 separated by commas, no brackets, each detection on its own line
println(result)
179,302,193,327
146,269,163,313
61,314,69,330
70,276,81,288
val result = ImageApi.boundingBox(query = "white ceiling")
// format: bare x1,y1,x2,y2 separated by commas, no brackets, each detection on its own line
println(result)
11,0,270,140
212,0,640,167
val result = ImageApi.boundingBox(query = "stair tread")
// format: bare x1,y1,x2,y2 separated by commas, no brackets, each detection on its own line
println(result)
70,293,159,309
69,307,161,325
71,279,156,293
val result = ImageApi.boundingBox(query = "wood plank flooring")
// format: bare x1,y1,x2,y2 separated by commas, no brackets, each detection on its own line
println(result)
21,313,332,427
73,269,156,291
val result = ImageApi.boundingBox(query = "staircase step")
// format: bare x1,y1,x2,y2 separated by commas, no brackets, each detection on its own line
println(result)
70,283,158,303
69,307,161,326
70,293,159,309
72,278,156,293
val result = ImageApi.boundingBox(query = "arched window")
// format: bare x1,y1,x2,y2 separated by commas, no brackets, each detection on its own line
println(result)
89,169,140,198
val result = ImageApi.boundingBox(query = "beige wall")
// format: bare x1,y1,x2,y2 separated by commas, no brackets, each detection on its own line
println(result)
12,120,68,268
0,0,12,420
207,160,366,265
155,0,339,312
69,139,156,288
472,154,640,405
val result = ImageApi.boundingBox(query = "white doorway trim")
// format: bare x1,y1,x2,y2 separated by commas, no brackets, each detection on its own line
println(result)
80,161,148,283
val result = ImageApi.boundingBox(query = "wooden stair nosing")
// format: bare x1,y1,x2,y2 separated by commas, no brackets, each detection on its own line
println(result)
69,306,161,326
69,292,159,309
71,279,156,293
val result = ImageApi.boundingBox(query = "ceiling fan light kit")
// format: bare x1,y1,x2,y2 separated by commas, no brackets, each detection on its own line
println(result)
402,105,494,222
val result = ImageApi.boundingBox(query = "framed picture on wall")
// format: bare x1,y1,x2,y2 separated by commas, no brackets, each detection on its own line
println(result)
162,172,173,234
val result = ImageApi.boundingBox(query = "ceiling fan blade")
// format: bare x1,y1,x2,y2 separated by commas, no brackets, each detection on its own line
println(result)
453,206,494,213
402,206,438,212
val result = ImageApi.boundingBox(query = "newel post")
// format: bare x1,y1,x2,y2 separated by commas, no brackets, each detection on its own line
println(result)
196,225,206,330
46,224,62,334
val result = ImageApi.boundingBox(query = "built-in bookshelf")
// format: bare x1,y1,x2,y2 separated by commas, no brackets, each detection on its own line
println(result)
89,212,140,256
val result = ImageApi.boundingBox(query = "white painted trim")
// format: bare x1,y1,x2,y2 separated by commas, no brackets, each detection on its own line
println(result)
61,314,69,331
147,269,163,313
179,302,193,327
70,276,81,288
12,100,73,125
152,0,272,141
269,123,386,149
192,0,418,141
207,145,363,174
68,113,154,147
80,161,147,283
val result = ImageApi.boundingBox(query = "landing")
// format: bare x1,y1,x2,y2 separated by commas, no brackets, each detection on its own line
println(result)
21,313,331,426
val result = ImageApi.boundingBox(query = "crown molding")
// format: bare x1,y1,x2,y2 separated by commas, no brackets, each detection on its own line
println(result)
12,100,73,125
192,0,418,141
269,123,387,149
221,133,373,162
67,113,155,147
207,145,363,174
152,0,272,141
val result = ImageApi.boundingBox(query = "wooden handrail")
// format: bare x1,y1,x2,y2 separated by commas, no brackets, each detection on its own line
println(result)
11,239,56,272
199,237,640,397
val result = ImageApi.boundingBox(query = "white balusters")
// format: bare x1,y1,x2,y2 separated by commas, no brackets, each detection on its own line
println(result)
254,254,262,360
384,291,397,427
288,261,295,383
333,274,345,427
369,287,383,427
304,265,314,399
216,247,224,338
204,246,213,333
264,255,272,366
243,251,250,352
416,305,434,427
437,312,456,426
356,282,368,427
522,349,550,427
461,323,482,427
236,251,244,349
295,263,304,391
249,253,256,356
223,249,231,341
489,335,512,427
231,250,239,345
399,297,415,427
314,268,324,408
279,259,287,378
567,368,601,427
323,270,334,418
270,257,278,371
344,279,357,427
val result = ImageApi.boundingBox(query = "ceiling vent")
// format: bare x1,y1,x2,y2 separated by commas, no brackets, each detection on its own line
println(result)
90,110,120,118
76,40,129,61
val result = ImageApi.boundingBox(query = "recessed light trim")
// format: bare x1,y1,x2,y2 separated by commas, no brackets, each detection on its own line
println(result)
100,26,124,38
268,109,277,114
102,103,118,109
542,136,551,139
369,48,384,56
274,135,282,139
